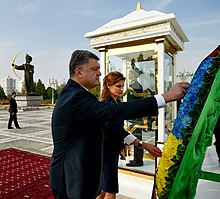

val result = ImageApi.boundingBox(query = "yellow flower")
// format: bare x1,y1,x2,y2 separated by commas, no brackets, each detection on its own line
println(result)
156,133,182,196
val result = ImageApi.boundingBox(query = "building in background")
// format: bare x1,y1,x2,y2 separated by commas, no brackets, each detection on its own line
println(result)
1,76,16,96
49,78,58,90
17,78,25,93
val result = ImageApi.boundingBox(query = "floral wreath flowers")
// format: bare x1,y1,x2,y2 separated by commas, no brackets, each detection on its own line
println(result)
156,46,220,198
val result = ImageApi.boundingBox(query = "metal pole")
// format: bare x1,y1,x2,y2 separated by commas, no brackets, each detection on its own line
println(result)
52,88,54,104
50,77,55,105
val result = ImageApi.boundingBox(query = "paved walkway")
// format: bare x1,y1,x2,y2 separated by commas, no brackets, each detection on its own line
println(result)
0,108,219,199
0,108,152,198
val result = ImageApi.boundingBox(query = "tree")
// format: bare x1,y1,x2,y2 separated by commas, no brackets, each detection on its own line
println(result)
177,70,194,82
45,87,53,100
21,84,26,94
55,82,66,97
0,85,7,100
90,85,100,99
35,79,46,99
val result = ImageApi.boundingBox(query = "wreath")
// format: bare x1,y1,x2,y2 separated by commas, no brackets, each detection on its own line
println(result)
156,45,220,198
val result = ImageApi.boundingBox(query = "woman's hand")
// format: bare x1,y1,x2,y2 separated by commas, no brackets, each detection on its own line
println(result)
142,142,162,157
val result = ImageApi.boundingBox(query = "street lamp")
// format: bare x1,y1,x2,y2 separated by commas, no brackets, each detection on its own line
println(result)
49,78,56,104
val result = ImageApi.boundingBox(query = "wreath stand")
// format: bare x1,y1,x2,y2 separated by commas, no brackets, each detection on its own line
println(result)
168,69,220,198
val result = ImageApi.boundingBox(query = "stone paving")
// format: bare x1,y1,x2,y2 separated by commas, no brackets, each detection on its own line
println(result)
1,108,220,199
0,109,53,156
0,107,157,175
0,108,137,199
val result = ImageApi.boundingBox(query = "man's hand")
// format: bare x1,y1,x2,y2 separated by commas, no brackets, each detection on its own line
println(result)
162,82,189,103
142,142,162,157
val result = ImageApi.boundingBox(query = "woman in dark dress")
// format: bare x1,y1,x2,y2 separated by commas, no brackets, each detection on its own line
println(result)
97,72,127,199
97,71,163,199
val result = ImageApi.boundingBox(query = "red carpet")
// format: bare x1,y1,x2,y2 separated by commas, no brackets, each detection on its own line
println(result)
0,148,54,199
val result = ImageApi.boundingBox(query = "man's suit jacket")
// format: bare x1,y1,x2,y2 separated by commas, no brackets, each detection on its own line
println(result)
9,97,17,113
50,79,158,199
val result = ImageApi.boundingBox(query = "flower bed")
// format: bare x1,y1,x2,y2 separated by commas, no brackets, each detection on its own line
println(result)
0,104,54,111
156,46,220,198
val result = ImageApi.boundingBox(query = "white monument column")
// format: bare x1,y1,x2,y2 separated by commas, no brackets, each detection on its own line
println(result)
156,38,165,149
98,49,106,89
173,53,177,120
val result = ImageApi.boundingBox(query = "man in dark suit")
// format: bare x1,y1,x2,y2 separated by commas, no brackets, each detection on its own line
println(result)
8,92,21,129
50,50,189,199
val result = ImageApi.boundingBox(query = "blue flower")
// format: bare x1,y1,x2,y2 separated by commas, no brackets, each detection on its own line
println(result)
172,57,215,139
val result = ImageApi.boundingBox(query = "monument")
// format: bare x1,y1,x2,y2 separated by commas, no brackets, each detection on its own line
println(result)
85,2,189,174
12,53,43,106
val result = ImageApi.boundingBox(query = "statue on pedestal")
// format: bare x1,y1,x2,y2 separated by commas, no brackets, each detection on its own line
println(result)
12,54,35,95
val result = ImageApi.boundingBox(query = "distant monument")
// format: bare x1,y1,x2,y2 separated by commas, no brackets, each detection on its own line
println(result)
12,53,43,106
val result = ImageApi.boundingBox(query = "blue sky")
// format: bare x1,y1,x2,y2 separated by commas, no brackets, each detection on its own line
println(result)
0,0,219,86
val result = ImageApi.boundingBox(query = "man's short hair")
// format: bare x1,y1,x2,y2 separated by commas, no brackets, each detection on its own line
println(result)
12,91,16,95
69,50,99,77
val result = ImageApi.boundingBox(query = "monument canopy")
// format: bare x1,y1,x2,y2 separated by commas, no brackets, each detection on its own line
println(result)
85,6,188,51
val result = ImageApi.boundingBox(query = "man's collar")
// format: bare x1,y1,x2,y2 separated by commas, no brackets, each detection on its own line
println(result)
68,79,89,91
79,83,88,91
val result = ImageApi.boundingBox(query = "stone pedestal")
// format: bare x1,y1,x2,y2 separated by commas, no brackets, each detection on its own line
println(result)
16,95,43,106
